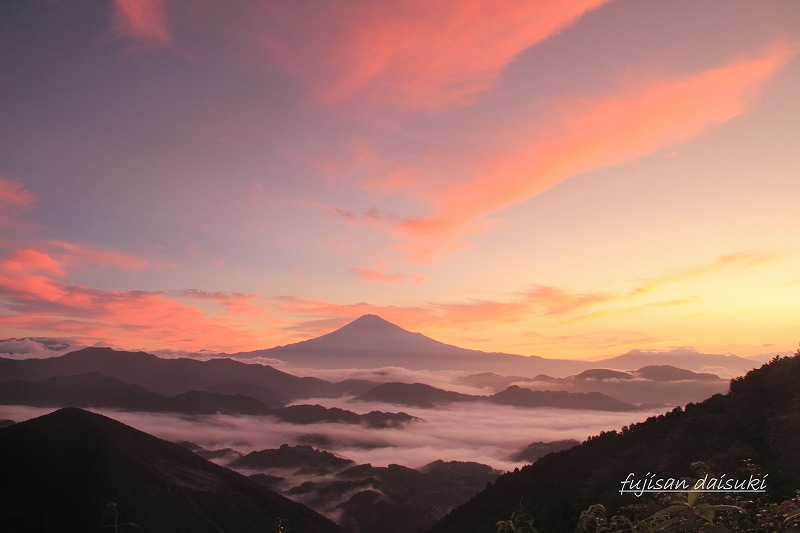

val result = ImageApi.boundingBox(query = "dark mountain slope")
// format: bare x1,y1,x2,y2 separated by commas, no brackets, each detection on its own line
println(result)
0,372,271,414
353,382,476,407
0,373,419,426
271,404,419,428
234,444,355,474
458,366,729,406
0,347,361,403
428,354,800,533
634,364,720,381
488,385,638,411
236,448,502,533
0,408,341,532
353,381,638,410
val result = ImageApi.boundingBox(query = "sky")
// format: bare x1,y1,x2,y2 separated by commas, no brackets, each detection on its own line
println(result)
1,0,799,360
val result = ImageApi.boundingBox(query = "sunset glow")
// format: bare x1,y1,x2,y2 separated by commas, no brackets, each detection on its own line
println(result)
2,1,799,359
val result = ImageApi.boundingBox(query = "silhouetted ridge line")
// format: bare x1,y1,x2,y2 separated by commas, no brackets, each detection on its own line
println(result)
0,408,342,532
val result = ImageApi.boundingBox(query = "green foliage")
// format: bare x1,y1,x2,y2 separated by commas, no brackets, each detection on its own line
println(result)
272,517,290,533
571,488,800,533
497,501,537,533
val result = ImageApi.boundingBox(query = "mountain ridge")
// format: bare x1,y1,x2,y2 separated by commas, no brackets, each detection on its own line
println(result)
0,407,341,532
232,315,760,376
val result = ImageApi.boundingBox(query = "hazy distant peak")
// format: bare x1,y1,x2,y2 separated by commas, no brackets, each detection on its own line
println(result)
276,313,461,355
342,314,412,333
61,346,158,362
350,313,393,325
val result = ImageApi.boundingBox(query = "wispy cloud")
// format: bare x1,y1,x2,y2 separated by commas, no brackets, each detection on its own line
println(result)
111,0,171,48
258,0,608,111
48,241,150,272
0,176,37,231
273,249,780,343
628,250,780,298
351,262,425,285
0,177,37,207
386,39,798,263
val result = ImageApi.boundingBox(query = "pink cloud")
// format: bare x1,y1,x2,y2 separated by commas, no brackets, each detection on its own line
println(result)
0,177,37,231
111,0,171,47
0,249,66,302
48,241,150,272
174,289,266,318
0,177,36,207
258,0,608,110
0,247,272,352
331,207,392,229
392,39,798,262
351,262,426,285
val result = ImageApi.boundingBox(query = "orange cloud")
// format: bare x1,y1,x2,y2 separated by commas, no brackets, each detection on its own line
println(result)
523,285,611,316
395,39,798,262
629,250,779,298
258,0,608,110
273,249,780,343
111,0,170,47
0,247,267,352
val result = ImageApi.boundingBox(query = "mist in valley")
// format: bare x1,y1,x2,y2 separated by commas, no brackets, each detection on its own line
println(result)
0,398,665,473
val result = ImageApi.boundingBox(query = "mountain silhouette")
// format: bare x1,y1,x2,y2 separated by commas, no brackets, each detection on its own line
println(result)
0,408,341,532
0,373,418,426
456,365,728,406
0,372,271,414
353,382,477,408
0,346,368,404
596,348,757,375
232,442,501,533
488,385,638,411
250,314,592,375
633,364,720,381
352,381,638,410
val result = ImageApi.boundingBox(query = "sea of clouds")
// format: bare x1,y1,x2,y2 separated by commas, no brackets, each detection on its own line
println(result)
0,399,665,472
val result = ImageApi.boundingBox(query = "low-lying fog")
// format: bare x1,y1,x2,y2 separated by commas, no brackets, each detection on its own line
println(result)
0,398,667,472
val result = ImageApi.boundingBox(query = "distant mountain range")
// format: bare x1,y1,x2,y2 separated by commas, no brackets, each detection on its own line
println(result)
0,346,375,405
1,315,761,382
230,314,592,375
0,372,418,427
352,381,640,411
596,348,760,375
456,365,729,406
227,314,761,377
0,408,341,532
0,323,740,411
